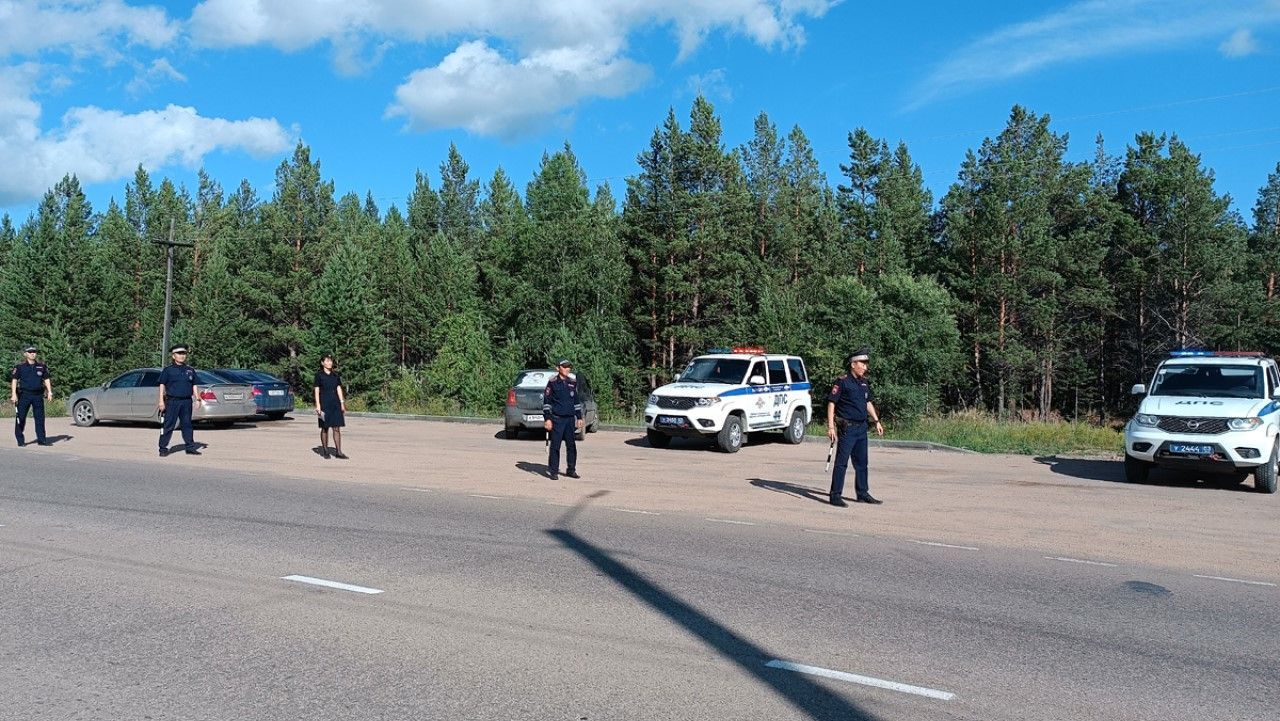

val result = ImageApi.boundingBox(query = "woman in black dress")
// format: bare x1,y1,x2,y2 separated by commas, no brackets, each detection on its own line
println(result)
313,354,347,459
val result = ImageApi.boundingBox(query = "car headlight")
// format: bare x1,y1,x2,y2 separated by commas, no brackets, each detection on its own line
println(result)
1228,417,1263,431
1134,413,1160,427
695,397,722,407
647,394,658,406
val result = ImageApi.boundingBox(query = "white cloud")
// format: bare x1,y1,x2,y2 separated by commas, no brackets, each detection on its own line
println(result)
686,68,733,103
1221,28,1261,57
386,40,650,138
125,57,186,95
908,0,1280,110
0,64,292,206
0,0,179,59
190,0,833,135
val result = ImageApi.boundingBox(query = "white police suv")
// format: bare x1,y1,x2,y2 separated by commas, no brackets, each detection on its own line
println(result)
644,348,812,453
1125,351,1280,493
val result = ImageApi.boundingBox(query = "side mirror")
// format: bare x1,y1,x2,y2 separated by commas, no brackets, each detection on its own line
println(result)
749,375,766,385
1130,384,1146,396
102,381,110,390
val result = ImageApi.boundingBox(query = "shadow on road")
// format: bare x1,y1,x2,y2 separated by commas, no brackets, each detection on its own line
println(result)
515,460,549,478
1035,455,1258,492
546,493,879,721
748,478,830,506
623,436,713,451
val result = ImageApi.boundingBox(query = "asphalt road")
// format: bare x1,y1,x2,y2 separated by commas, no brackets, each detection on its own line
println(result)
2,436,1276,721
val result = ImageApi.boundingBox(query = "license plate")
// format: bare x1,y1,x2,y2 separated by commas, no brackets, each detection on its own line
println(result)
657,415,685,427
223,393,244,400
1169,443,1213,455
524,414,543,422
268,389,285,396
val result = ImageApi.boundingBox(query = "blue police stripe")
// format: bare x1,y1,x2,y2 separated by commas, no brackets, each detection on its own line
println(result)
717,382,812,398
1259,401,1280,417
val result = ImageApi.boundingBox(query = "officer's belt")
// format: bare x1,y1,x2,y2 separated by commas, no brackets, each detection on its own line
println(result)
18,388,43,394
164,395,192,400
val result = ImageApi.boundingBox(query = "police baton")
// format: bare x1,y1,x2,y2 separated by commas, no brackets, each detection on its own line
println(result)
824,438,835,471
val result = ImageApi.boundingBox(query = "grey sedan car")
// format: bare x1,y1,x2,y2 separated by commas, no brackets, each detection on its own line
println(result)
69,368,259,427
503,369,599,440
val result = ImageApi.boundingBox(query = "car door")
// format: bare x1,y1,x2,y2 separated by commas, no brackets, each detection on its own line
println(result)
577,375,598,428
127,370,162,420
765,357,789,428
98,371,142,419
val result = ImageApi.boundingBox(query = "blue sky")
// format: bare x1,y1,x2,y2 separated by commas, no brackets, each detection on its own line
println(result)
3,1,1279,224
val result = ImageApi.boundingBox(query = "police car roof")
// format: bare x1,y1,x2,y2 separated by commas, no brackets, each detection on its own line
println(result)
1162,355,1273,367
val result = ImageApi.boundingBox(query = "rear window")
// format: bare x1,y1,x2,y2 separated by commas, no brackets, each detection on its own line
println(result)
767,359,786,384
515,370,555,388
787,358,807,383
196,371,232,385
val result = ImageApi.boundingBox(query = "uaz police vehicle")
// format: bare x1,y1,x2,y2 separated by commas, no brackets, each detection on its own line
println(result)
644,348,811,453
1125,351,1280,493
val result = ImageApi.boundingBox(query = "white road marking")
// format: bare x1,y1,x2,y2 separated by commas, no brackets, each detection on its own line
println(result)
909,540,980,551
468,494,504,500
1046,556,1118,567
765,659,955,701
399,487,435,493
544,501,573,507
705,518,755,526
1192,574,1277,587
611,508,660,515
281,575,384,595
803,528,857,537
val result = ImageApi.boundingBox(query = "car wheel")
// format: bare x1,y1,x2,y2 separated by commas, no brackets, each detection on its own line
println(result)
1255,442,1278,493
586,420,598,433
646,429,671,448
784,410,806,444
504,426,520,439
717,415,744,453
265,411,287,420
1124,453,1151,484
575,429,586,441
72,400,97,427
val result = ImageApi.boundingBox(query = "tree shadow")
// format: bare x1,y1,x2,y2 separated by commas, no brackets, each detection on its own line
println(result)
749,478,831,505
1034,456,1259,492
515,461,550,478
547,520,880,720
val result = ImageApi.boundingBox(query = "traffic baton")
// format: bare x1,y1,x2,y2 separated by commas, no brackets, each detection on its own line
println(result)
824,439,835,471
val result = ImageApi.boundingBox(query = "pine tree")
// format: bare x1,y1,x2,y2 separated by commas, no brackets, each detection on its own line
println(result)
306,237,390,399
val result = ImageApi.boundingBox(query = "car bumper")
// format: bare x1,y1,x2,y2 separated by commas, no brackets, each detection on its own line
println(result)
505,407,549,429
644,406,723,436
194,403,259,422
1125,424,1272,471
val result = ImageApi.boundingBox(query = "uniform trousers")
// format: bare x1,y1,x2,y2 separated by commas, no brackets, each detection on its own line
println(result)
548,415,578,473
830,421,869,500
14,392,46,445
159,397,195,450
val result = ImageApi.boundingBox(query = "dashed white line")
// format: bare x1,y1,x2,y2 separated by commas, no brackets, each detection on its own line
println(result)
803,528,857,537
705,518,756,526
468,494,504,500
909,540,980,551
1046,556,1118,567
765,659,955,701
611,508,660,515
1192,574,1276,587
281,575,384,595
399,487,435,493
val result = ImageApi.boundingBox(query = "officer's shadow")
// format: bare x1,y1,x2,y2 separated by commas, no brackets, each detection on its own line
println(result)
748,478,831,505
515,461,550,478
42,434,74,444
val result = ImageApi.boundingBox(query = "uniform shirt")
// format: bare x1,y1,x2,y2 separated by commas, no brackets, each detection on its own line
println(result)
158,364,199,398
543,375,583,419
11,361,50,393
827,373,874,422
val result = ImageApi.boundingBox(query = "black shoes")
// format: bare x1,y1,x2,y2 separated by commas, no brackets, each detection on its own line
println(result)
856,494,883,505
548,471,558,480
159,448,169,457
333,451,349,460
565,470,580,479
321,447,330,459
185,449,202,456
37,440,53,446
830,496,849,507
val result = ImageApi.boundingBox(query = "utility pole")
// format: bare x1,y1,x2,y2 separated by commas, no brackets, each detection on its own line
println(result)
154,219,195,365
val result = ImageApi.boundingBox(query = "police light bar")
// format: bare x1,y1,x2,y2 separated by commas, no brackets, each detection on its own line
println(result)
1169,350,1267,358
707,346,767,355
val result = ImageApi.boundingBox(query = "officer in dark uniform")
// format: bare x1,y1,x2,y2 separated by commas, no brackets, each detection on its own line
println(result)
157,345,202,457
826,347,885,506
542,359,584,480
10,345,53,447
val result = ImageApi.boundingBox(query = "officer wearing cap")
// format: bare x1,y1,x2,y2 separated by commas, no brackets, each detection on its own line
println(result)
157,345,202,457
10,346,53,447
826,347,884,506
542,359,584,480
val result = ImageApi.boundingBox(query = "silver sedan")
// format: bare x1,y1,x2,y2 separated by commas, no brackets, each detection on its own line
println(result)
68,368,259,427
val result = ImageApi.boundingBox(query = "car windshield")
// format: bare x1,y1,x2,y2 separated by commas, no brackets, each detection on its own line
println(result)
1150,364,1264,398
679,357,751,384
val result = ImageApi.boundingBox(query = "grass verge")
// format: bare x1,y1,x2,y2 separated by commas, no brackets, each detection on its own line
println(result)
884,414,1123,456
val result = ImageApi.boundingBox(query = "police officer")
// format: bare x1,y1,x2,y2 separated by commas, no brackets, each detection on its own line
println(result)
10,345,53,447
157,345,202,457
542,359,584,480
826,347,885,506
